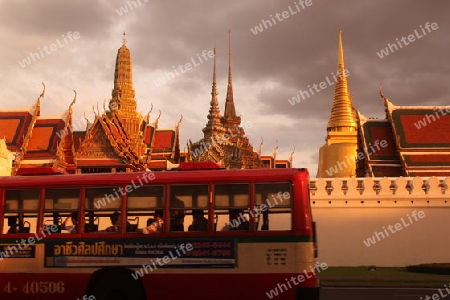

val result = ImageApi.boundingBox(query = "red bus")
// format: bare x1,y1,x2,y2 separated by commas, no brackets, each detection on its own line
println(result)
0,168,319,300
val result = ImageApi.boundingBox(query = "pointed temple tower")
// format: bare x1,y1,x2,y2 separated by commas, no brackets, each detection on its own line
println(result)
317,30,358,177
203,46,226,140
221,28,241,142
109,33,146,157
189,30,260,169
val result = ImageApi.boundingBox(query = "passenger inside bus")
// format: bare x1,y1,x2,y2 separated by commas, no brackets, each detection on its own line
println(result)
146,218,155,226
63,212,79,233
188,209,208,232
105,211,124,233
7,216,19,234
139,210,164,234
126,217,139,232
170,196,185,231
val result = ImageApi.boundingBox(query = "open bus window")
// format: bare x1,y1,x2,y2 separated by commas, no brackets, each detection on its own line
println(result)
214,184,250,231
126,186,165,233
255,183,292,231
85,187,122,233
44,188,80,233
169,185,209,232
3,189,40,234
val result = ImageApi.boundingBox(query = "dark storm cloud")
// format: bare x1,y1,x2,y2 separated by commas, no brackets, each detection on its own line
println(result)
0,0,111,37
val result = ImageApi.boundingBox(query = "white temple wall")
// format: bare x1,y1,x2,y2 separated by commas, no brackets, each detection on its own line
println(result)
310,177,450,266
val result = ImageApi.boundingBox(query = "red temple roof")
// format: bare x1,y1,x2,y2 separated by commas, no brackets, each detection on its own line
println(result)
0,110,34,152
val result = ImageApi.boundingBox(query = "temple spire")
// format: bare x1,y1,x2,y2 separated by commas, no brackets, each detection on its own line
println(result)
327,30,357,132
122,32,127,45
224,28,237,119
109,33,136,113
107,34,145,156
203,46,224,139
212,45,218,98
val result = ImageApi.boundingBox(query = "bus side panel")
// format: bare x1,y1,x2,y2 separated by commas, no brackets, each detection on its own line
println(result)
0,272,317,300
0,273,90,300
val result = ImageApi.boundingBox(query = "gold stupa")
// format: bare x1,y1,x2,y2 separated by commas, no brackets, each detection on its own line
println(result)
317,30,358,178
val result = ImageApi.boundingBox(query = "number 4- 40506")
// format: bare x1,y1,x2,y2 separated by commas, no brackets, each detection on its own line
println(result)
4,281,65,294
22,281,65,294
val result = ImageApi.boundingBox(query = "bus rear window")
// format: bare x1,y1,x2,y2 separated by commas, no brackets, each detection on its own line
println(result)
255,183,292,231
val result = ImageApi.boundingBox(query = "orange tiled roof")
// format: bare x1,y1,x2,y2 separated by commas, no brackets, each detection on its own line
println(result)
23,118,65,159
152,130,176,153
0,111,33,152
386,105,450,176
358,118,402,176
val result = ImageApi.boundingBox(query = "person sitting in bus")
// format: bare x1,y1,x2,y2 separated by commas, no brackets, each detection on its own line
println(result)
170,196,185,231
146,218,155,226
140,210,164,234
63,212,79,234
105,211,121,233
188,209,208,232
7,216,19,234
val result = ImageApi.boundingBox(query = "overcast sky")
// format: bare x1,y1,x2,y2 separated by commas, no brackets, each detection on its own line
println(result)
1,0,449,176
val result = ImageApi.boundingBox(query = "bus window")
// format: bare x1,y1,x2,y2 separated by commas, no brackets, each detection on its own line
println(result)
44,188,80,233
85,187,122,233
255,183,292,231
3,189,40,234
126,186,165,233
214,184,250,231
169,185,209,232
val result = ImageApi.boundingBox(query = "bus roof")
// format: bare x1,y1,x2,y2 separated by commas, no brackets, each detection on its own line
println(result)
0,168,309,189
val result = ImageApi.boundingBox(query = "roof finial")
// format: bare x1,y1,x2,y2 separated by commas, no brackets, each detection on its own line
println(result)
69,90,77,114
213,45,217,90
273,141,278,158
146,103,153,123
289,145,295,166
176,115,183,128
380,83,386,100
70,90,77,107
154,110,161,127
257,136,263,158
39,82,45,100
227,27,233,98
122,32,127,45
338,30,344,69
